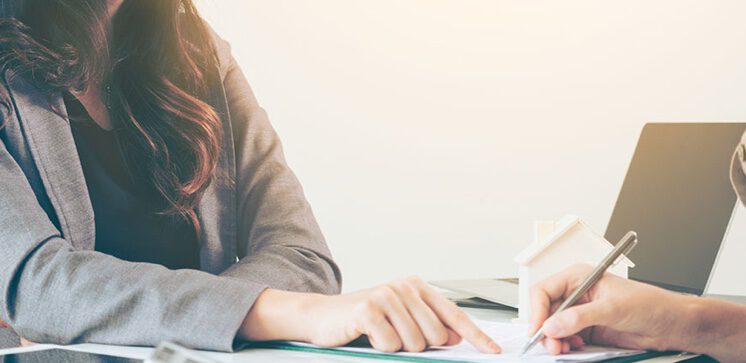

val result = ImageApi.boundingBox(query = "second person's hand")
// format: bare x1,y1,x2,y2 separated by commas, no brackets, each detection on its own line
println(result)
528,264,689,355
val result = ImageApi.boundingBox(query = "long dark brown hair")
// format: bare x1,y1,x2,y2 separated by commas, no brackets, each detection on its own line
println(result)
0,0,222,234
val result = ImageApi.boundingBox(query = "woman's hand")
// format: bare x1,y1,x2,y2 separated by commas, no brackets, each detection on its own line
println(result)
529,264,688,355
240,276,501,354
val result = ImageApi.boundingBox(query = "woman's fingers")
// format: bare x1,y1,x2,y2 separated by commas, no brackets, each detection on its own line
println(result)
374,286,427,352
356,277,499,354
416,281,501,354
361,311,402,353
390,279,451,347
444,328,462,346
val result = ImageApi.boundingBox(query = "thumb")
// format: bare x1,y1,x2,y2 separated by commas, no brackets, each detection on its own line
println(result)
542,302,609,339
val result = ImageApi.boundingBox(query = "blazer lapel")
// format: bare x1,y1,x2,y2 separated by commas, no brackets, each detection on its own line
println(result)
7,75,95,250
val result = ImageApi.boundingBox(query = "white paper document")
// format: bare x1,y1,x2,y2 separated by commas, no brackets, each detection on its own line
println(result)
291,319,644,362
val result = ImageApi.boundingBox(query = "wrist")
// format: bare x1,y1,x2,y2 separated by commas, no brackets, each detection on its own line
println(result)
239,289,322,342
665,294,704,352
669,294,736,354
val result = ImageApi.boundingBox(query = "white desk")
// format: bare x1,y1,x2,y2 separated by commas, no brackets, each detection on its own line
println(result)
0,308,695,362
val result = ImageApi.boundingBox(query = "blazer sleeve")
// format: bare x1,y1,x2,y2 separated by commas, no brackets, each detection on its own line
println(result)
0,137,265,351
216,39,342,295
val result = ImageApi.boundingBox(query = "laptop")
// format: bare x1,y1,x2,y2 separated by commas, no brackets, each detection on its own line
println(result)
432,123,746,307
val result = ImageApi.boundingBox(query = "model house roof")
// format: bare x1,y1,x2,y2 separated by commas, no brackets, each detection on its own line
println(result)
514,215,635,267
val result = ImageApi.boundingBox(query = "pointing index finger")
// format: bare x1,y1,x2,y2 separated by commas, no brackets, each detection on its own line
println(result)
419,286,501,354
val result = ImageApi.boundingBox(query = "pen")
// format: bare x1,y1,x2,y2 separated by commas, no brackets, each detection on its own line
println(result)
520,231,639,356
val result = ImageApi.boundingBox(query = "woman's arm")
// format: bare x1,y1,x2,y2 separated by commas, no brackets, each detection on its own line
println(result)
238,278,502,354
0,138,262,351
214,34,341,294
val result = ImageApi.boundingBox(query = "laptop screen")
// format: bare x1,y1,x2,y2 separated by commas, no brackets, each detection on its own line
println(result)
605,123,746,295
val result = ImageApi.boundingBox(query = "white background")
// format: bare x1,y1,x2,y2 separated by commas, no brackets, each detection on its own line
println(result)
195,0,746,294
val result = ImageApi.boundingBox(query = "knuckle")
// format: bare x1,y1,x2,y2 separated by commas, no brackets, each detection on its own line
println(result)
390,276,425,293
357,299,381,317
405,275,425,285
388,279,408,292
397,281,420,297
374,286,397,301
362,297,378,311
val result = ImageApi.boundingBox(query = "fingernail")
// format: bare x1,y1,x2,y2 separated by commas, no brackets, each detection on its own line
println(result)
543,318,560,336
488,341,501,353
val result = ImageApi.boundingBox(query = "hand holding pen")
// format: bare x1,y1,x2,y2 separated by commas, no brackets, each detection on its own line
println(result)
522,231,638,355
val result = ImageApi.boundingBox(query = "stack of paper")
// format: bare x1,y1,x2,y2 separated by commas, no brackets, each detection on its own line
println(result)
288,319,644,362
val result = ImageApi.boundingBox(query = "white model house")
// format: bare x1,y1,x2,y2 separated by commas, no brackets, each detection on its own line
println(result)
513,215,635,322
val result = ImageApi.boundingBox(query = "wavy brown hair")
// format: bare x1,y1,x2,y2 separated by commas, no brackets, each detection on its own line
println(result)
0,0,222,234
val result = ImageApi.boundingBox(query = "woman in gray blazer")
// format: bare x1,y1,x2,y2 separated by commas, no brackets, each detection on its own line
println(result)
0,0,500,355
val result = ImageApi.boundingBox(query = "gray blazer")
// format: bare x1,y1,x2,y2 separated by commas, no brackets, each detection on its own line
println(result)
0,28,341,351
